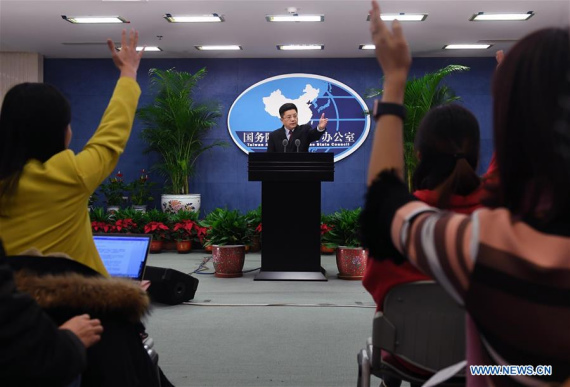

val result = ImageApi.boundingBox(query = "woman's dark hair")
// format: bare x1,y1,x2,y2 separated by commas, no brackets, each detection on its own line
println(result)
412,104,481,209
492,28,570,222
0,83,71,202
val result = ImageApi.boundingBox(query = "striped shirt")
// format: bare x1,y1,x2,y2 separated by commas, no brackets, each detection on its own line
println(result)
361,172,570,387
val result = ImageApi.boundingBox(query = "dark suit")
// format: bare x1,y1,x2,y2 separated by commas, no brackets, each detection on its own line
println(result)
266,124,326,153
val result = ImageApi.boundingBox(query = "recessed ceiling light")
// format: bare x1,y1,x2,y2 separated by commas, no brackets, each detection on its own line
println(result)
359,44,375,50
444,44,492,50
367,13,428,22
277,44,324,51
195,45,242,51
470,12,534,21
266,15,324,22
164,13,223,23
117,46,162,52
61,15,128,24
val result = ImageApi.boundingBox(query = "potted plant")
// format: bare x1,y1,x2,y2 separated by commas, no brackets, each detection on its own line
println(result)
320,213,335,254
244,206,262,252
112,208,145,234
138,67,227,215
98,171,126,212
322,208,366,280
127,169,155,212
143,209,170,253
366,64,469,190
203,208,249,278
90,207,115,233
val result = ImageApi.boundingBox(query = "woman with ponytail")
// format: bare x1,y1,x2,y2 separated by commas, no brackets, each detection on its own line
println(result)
362,104,486,387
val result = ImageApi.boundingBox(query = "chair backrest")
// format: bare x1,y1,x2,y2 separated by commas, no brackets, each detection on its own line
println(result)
372,281,465,374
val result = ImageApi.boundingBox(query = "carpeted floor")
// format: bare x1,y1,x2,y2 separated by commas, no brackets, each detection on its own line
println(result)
144,250,386,387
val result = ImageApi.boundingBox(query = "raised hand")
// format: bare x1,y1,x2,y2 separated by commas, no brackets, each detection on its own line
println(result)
495,50,504,66
369,0,411,85
107,29,144,79
318,113,328,130
59,314,104,348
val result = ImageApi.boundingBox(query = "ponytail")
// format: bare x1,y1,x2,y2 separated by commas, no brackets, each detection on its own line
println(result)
436,156,481,209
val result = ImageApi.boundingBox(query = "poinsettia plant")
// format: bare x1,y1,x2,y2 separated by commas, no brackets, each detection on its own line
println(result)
172,220,195,241
144,221,169,241
114,218,138,233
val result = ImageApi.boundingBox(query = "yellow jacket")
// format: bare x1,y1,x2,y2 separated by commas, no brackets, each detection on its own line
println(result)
0,77,141,276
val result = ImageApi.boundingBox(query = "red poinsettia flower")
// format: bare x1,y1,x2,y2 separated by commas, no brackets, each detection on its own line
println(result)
91,221,116,233
320,223,333,235
115,218,137,233
194,225,208,243
255,223,262,233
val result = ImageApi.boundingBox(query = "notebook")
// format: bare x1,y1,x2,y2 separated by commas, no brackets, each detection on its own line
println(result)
93,233,151,280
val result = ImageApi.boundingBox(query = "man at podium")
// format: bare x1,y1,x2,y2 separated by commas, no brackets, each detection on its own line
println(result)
266,103,328,153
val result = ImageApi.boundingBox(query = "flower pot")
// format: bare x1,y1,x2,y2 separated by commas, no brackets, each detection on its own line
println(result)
250,234,261,252
204,245,213,253
132,204,147,213
163,241,177,251
321,244,335,254
150,240,163,254
161,194,201,214
212,245,245,278
336,247,367,280
106,205,120,214
176,240,192,254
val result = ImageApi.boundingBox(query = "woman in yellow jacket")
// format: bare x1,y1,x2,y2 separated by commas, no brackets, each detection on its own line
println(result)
0,30,144,276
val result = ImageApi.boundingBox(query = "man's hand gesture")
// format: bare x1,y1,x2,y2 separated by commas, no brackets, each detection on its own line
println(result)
318,113,328,130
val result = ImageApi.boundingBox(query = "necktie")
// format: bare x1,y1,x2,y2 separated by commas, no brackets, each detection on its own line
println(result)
288,130,293,141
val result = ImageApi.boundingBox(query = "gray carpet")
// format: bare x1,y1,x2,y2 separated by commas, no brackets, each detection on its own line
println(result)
144,250,386,387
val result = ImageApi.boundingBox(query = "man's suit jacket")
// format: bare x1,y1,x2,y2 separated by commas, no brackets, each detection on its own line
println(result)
266,124,326,153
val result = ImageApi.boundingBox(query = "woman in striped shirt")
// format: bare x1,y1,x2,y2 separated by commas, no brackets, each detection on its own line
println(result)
361,2,570,387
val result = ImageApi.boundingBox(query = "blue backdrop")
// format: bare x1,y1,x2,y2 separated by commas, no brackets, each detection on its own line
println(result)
44,57,496,216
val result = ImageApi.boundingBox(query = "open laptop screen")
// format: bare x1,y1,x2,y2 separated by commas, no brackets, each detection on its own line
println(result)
93,234,151,280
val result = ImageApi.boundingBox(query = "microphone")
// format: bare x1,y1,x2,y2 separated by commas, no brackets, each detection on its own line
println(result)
282,139,288,153
295,139,301,153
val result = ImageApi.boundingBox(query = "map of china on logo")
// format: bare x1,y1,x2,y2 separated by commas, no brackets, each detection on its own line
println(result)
227,73,371,162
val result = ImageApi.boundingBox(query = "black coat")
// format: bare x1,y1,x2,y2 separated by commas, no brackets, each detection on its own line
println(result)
266,124,326,153
0,255,86,387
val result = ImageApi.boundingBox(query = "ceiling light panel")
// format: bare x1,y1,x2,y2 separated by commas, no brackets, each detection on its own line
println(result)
470,12,534,21
277,44,324,51
367,14,428,22
444,44,492,50
195,45,242,51
266,15,324,22
61,15,128,24
164,13,223,23
359,44,375,50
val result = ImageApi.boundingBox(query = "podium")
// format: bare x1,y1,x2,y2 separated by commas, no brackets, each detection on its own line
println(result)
248,153,334,281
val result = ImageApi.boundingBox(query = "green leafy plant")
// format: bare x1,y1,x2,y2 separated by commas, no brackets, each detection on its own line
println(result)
321,208,362,248
98,171,126,206
366,65,469,190
112,208,146,233
142,209,171,240
138,67,227,194
90,207,114,233
244,206,262,240
202,208,249,246
127,169,155,205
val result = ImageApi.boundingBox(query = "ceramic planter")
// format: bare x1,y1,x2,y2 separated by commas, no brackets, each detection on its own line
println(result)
336,247,367,280
176,240,192,254
250,234,261,252
212,245,245,278
149,240,163,254
132,204,147,213
161,194,201,214
321,244,335,254
204,245,213,253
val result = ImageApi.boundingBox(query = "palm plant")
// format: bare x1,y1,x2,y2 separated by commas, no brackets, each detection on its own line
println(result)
138,68,227,194
366,65,469,190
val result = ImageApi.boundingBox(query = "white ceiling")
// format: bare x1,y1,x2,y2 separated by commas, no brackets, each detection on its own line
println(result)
0,0,569,59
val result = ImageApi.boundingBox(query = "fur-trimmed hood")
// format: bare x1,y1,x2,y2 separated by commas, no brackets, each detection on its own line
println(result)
14,270,150,323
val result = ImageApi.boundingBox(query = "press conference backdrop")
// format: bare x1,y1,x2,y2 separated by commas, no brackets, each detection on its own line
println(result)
44,57,496,215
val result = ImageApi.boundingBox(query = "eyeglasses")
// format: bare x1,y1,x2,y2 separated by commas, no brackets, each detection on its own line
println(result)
282,114,298,120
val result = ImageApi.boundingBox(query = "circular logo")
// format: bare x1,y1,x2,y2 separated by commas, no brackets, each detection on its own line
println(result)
227,73,371,162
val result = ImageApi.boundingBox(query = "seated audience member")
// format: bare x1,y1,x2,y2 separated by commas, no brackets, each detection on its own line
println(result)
0,30,143,276
360,2,570,387
0,240,103,387
362,104,483,387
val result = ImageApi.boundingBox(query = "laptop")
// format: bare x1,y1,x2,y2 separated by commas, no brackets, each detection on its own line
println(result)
93,233,151,280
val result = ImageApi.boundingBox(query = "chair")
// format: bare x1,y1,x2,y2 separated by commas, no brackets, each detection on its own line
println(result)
357,281,466,387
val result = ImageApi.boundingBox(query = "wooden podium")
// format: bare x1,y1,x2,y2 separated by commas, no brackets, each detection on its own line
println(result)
248,153,334,281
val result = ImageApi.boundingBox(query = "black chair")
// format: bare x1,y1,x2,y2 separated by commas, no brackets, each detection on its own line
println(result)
357,281,466,387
